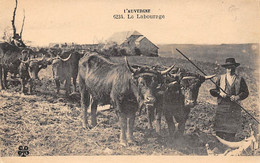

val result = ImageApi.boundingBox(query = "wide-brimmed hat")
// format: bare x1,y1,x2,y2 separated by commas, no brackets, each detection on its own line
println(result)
221,58,240,68
12,33,20,39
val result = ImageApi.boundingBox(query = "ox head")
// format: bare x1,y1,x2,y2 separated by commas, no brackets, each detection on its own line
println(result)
166,68,215,108
20,52,49,79
45,52,72,66
20,48,32,61
20,48,36,63
125,57,175,111
47,48,63,57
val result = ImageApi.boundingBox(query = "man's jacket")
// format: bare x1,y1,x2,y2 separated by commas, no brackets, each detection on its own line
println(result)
210,74,249,103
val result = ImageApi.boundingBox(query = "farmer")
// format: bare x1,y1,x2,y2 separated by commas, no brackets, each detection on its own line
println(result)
210,57,249,142
10,33,25,48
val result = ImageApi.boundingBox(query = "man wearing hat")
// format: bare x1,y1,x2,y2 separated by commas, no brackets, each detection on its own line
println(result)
210,58,249,141
10,33,26,48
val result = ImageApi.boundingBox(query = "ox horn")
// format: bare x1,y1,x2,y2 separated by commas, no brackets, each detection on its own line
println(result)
167,81,178,87
160,64,175,75
26,54,44,62
46,58,54,64
38,53,46,61
46,55,60,64
58,53,72,62
50,55,61,61
31,53,45,62
21,49,29,55
125,57,136,73
205,74,216,80
215,134,254,149
21,57,30,64
215,124,256,149
182,76,196,80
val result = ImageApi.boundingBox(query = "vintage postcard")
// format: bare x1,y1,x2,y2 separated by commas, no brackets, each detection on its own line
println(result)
0,0,259,162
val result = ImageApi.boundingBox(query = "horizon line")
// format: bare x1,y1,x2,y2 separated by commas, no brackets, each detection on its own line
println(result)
25,42,260,47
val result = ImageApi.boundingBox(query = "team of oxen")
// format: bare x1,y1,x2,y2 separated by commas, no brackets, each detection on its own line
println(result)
0,42,216,146
0,42,80,95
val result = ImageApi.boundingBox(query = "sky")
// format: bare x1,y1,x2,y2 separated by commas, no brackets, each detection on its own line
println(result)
0,0,259,46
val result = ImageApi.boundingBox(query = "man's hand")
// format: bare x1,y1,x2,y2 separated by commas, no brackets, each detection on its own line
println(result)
230,95,240,102
219,92,227,98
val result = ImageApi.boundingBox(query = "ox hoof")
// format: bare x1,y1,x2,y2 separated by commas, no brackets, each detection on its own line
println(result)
119,140,127,147
28,91,34,95
83,123,90,130
87,124,96,130
21,91,27,95
127,139,137,146
90,123,97,128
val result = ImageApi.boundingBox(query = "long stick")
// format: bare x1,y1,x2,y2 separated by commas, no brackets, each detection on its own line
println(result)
20,9,25,38
176,48,259,124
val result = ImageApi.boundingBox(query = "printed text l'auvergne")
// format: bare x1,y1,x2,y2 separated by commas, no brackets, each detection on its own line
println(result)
113,9,165,20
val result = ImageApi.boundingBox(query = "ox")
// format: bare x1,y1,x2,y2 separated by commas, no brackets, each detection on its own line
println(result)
0,42,22,89
149,67,215,137
0,42,49,94
19,51,49,94
0,42,47,93
48,48,81,96
78,53,174,145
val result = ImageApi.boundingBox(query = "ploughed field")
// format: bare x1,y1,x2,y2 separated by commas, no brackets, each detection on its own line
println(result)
0,56,259,156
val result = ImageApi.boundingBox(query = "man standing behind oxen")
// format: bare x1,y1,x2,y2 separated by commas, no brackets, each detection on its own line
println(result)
10,33,26,48
210,58,249,142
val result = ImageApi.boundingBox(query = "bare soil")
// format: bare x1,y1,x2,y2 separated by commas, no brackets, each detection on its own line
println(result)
0,56,259,156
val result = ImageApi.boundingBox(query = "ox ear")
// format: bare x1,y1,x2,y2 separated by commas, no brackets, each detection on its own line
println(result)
205,74,216,80
160,64,175,75
125,57,136,73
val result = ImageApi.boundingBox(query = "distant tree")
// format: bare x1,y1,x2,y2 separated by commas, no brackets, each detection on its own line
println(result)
1,27,12,43
99,42,120,57
11,0,26,47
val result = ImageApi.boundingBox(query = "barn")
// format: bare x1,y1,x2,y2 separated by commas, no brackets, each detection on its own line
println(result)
107,31,159,57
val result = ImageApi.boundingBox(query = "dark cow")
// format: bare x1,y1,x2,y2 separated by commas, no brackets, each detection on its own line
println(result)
78,53,174,145
150,67,215,137
0,42,22,89
48,48,81,96
0,42,49,93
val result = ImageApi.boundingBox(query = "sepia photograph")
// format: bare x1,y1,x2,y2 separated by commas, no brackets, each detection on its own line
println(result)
0,0,259,162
